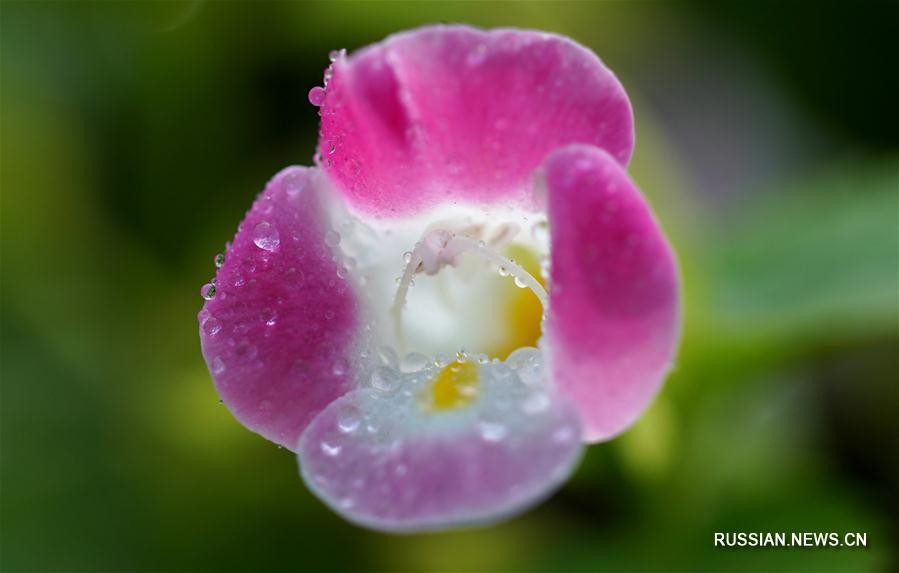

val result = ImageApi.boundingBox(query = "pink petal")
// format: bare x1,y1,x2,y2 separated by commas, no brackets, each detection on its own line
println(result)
544,145,681,442
318,25,633,217
297,362,583,532
198,167,360,451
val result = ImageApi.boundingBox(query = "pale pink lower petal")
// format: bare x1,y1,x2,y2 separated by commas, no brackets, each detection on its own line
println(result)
319,25,633,217
297,359,583,532
544,145,680,442
199,167,360,451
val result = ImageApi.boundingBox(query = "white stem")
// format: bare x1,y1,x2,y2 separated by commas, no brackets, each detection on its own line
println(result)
449,235,548,307
390,249,422,348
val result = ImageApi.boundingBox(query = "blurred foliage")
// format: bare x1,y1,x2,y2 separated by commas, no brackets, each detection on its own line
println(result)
1,2,896,572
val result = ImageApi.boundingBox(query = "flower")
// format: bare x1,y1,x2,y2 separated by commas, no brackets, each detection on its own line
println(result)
198,25,680,532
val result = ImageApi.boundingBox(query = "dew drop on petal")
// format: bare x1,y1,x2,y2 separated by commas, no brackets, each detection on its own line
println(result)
400,352,429,373
332,357,349,377
553,425,576,445
321,441,342,457
283,172,306,197
202,316,221,336
514,275,527,288
434,353,450,368
402,251,413,264
478,421,508,443
260,307,277,326
370,367,400,393
253,221,280,252
377,345,399,368
284,267,304,285
308,86,326,106
498,266,510,277
200,283,216,300
213,253,225,268
336,404,361,434
521,392,550,415
234,340,257,360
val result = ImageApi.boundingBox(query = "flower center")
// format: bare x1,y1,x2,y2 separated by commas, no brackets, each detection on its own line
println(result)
390,228,547,358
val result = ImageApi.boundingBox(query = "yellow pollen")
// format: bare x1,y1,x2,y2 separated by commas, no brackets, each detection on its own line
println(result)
425,360,479,411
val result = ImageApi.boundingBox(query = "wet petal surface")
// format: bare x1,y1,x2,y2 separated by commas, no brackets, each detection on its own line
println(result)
297,352,583,532
199,167,361,450
318,25,633,217
544,145,681,442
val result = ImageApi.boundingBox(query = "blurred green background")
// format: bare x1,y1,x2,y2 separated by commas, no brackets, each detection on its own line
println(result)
2,2,897,572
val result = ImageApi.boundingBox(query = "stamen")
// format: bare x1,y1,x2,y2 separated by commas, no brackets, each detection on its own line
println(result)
390,230,548,348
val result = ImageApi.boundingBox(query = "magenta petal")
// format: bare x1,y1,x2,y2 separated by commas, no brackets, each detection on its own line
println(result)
319,25,633,217
298,387,583,532
544,145,681,442
198,167,360,451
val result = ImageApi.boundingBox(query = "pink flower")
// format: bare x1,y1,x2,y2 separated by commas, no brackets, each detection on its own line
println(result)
198,25,680,532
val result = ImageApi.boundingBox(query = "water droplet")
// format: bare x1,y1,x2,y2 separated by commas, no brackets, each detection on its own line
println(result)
325,230,341,247
328,49,340,62
202,316,221,336
260,308,277,326
211,356,226,374
200,283,216,300
213,253,225,268
308,86,326,106
283,171,306,197
337,404,361,433
522,392,550,415
478,421,507,442
540,257,551,280
284,267,304,285
321,441,342,457
253,221,280,252
336,266,348,279
514,275,527,288
400,352,429,373
498,266,510,277
402,251,413,264
531,220,549,242
234,340,257,360
292,358,309,375
553,425,576,445
370,367,400,393
332,358,349,376
377,346,399,368
493,363,512,379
